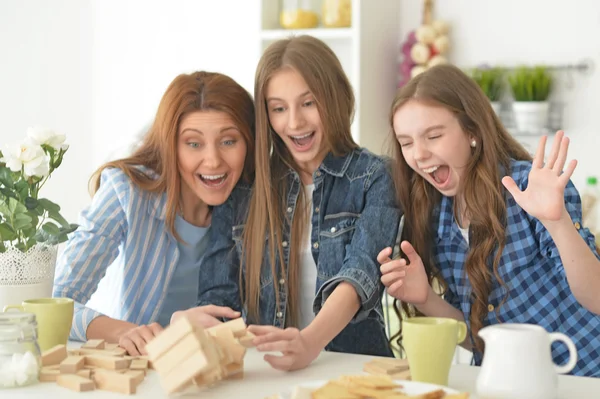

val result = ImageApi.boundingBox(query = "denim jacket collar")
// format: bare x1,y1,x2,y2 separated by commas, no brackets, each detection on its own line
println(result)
283,150,354,181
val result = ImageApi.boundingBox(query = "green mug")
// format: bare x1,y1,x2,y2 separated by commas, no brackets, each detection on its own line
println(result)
3,298,74,351
402,317,467,386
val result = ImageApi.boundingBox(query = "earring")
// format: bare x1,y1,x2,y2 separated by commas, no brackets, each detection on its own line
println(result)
470,140,477,148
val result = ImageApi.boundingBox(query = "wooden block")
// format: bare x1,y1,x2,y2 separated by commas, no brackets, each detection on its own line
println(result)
129,358,149,371
161,350,212,394
290,386,312,399
85,354,131,370
146,316,196,361
225,362,244,380
41,344,68,366
213,329,246,365
78,347,125,357
60,356,85,374
94,369,136,394
82,339,105,349
125,370,145,387
45,364,60,370
206,317,247,338
40,368,60,382
76,369,92,379
238,330,256,348
56,374,95,392
104,343,119,351
152,332,203,374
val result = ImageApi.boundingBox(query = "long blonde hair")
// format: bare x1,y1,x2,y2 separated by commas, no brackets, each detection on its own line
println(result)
242,36,358,325
91,71,255,239
389,64,532,351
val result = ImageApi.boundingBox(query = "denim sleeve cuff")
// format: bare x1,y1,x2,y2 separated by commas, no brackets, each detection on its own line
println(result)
70,302,105,342
315,264,378,323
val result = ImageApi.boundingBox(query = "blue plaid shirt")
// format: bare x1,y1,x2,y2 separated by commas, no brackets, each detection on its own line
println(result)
434,159,600,377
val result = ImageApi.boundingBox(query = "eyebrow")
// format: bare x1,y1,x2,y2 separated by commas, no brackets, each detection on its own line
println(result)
180,126,240,135
266,90,312,102
395,124,445,139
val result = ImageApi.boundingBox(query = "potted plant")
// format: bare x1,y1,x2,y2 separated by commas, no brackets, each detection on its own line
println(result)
508,66,553,135
0,127,77,309
470,66,505,115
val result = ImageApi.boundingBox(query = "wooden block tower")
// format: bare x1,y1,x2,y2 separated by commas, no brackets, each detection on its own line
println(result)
145,316,255,394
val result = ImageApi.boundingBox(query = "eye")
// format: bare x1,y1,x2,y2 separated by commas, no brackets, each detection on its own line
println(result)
186,142,201,149
303,100,315,107
222,139,237,146
271,106,285,113
428,135,441,140
399,142,412,148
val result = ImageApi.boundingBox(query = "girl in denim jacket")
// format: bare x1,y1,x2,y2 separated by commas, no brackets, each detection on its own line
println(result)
379,64,600,376
197,36,401,370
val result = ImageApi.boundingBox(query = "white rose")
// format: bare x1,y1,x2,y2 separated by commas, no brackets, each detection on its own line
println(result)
1,140,50,178
27,126,68,151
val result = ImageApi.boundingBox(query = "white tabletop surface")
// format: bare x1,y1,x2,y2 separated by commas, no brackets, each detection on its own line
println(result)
7,348,600,398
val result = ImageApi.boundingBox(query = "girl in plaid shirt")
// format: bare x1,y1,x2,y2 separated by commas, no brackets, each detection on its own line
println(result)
380,64,600,376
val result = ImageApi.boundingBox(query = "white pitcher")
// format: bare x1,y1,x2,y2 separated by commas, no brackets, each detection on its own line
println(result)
476,323,577,399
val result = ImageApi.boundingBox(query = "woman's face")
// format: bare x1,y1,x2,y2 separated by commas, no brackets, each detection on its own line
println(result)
393,99,474,197
266,67,327,180
177,110,247,206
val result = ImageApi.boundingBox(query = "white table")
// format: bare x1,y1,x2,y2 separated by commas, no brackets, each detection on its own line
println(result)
8,349,600,398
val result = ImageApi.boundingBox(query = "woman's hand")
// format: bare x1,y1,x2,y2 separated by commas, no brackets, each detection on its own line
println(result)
378,241,430,305
170,305,241,328
118,323,163,356
248,325,321,371
502,130,577,225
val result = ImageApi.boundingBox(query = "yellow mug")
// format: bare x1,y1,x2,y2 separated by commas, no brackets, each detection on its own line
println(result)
402,317,467,386
3,298,74,351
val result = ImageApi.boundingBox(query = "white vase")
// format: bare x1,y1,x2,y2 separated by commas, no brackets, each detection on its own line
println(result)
0,244,58,310
512,101,550,135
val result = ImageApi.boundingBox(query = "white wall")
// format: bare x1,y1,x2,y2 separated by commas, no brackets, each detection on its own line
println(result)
399,0,600,191
0,0,93,224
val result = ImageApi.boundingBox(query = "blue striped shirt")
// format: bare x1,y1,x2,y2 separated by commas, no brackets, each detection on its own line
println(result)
53,168,194,341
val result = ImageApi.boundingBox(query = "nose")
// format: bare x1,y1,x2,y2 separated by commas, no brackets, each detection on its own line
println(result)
412,140,431,162
202,143,222,169
288,106,305,130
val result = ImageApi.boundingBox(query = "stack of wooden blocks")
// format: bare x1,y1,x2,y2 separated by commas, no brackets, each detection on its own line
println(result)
40,339,148,394
146,316,255,394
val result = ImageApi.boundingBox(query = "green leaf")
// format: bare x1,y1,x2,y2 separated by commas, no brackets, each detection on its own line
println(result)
57,233,69,243
8,197,27,215
38,198,61,213
25,197,38,210
0,168,14,188
0,240,5,253
24,237,37,251
14,213,33,230
0,199,10,217
59,224,78,235
0,223,17,241
0,187,17,200
48,210,69,228
14,180,29,199
42,222,60,236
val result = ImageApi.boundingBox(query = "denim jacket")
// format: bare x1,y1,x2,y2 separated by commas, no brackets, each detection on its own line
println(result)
198,148,402,356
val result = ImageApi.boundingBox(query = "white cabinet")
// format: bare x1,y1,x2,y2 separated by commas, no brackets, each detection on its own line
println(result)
258,0,401,155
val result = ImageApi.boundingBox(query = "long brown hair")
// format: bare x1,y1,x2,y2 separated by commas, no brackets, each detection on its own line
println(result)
389,64,532,351
90,71,255,239
242,35,358,325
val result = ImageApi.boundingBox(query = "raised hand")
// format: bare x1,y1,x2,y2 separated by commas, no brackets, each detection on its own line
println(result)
247,325,320,371
378,241,430,305
502,130,577,224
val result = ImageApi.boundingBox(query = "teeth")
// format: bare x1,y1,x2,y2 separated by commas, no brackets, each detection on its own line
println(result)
201,174,225,180
291,132,313,140
422,166,439,173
